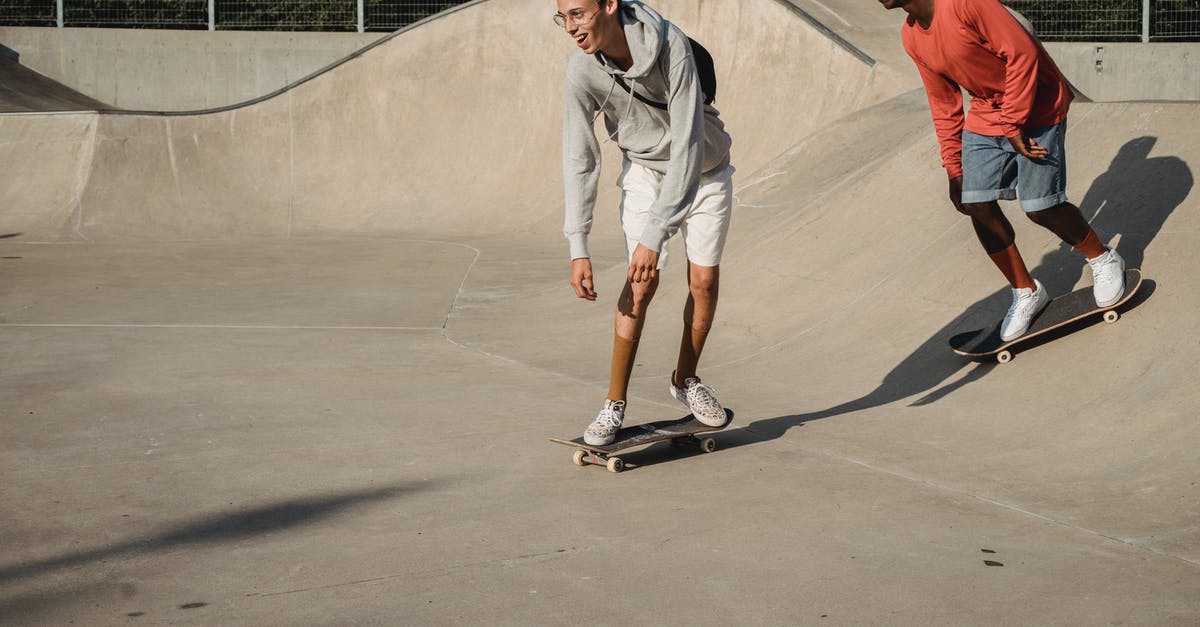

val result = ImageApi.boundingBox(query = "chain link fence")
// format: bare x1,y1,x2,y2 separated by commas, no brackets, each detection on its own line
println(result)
0,0,473,30
1004,0,1200,41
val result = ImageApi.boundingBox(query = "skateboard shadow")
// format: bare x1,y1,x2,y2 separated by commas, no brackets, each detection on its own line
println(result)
730,136,1191,445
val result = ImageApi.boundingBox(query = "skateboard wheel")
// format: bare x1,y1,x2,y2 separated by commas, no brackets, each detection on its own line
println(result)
996,350,1012,364
572,450,587,467
606,457,624,473
1104,310,1119,324
699,438,717,453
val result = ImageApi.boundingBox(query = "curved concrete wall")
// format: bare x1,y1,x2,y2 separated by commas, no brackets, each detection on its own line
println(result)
0,27,382,110
0,0,908,242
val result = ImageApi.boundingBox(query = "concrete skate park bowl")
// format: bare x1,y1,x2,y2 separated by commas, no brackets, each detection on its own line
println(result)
1,0,1198,623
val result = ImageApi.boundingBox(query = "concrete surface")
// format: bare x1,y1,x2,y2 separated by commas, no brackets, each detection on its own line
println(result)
0,56,109,112
1042,42,1200,102
0,27,383,110
1,0,1198,624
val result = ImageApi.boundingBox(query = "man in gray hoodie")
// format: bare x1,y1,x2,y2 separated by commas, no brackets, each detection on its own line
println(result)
557,0,734,445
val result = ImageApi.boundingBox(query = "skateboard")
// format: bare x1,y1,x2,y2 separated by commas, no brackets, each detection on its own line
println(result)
549,409,734,473
949,268,1142,364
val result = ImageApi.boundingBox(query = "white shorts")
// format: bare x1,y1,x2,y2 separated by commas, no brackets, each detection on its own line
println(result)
617,159,734,269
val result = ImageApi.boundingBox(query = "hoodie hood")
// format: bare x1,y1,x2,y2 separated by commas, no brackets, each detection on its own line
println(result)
596,0,667,79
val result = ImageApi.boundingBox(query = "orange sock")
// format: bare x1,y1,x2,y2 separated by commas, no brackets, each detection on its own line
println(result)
673,326,709,387
1073,228,1107,259
988,243,1036,290
606,334,639,402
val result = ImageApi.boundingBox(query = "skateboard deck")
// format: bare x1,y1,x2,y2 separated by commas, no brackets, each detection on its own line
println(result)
950,268,1142,363
549,408,734,472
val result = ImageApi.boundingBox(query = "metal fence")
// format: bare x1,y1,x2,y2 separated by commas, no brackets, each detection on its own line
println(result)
0,0,473,31
2,1,1198,38
1003,0,1200,41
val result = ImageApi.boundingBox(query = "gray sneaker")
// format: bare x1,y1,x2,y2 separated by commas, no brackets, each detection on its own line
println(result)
669,374,727,427
1000,279,1050,341
1087,247,1126,307
583,400,625,446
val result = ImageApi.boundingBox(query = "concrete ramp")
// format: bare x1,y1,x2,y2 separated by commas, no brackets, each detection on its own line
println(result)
1,0,1198,624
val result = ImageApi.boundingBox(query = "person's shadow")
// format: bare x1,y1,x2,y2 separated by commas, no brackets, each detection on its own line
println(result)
730,136,1192,444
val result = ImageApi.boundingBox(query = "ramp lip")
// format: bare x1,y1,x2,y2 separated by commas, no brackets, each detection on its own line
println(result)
776,0,876,67
88,0,490,118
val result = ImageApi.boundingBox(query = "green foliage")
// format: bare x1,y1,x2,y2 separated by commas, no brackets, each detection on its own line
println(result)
0,0,56,26
216,0,355,31
1152,0,1200,41
64,0,207,29
1,0,471,30
1006,0,1141,41
1005,0,1200,42
4,0,1193,38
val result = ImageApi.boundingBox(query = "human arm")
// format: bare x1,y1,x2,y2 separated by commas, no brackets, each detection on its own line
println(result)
562,70,602,263
634,33,705,258
965,0,1042,140
912,57,967,179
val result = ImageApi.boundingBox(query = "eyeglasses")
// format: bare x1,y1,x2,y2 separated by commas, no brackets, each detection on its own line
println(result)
553,0,604,28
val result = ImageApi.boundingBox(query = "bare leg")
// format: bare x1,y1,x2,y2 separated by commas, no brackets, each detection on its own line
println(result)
607,275,659,401
674,262,719,387
962,200,1036,289
1026,202,1107,258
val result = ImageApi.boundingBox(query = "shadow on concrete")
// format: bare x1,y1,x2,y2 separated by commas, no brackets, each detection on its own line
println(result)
732,136,1191,445
0,233,23,239
0,482,433,585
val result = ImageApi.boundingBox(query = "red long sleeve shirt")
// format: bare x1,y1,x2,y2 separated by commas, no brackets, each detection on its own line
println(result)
901,0,1073,179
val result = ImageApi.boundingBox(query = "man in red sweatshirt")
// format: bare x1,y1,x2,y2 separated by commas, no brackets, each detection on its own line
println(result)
881,0,1126,340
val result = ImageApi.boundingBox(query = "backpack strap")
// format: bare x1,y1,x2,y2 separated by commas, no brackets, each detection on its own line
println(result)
607,37,715,112
612,75,669,111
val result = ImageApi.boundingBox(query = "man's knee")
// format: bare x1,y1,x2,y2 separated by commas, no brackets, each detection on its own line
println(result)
1025,202,1089,245
688,267,719,297
1025,202,1072,227
959,200,1000,219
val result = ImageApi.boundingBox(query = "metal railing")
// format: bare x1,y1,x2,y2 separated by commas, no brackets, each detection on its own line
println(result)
2,1,1197,39
1004,0,1200,42
0,0,473,31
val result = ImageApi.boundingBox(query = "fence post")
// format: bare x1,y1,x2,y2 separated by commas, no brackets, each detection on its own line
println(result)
56,0,62,27
358,0,365,32
1142,0,1150,42
209,0,216,30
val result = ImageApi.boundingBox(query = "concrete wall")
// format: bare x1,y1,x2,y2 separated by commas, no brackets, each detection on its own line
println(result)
0,27,382,110
1045,43,1200,102
0,0,907,242
1005,1,1199,102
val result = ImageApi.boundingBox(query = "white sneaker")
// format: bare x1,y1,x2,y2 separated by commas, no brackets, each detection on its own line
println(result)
669,373,728,427
1000,279,1050,341
1087,247,1126,307
583,400,625,446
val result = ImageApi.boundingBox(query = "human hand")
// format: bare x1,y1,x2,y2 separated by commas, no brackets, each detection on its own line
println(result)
569,257,597,300
627,244,660,284
1007,132,1048,160
948,175,965,214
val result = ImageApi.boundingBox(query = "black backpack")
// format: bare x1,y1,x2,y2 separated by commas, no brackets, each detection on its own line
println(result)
612,37,717,110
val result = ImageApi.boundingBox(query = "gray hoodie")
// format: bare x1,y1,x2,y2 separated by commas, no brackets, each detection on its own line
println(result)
562,0,732,260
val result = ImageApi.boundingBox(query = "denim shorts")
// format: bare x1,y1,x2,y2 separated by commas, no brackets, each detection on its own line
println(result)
960,120,1068,213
